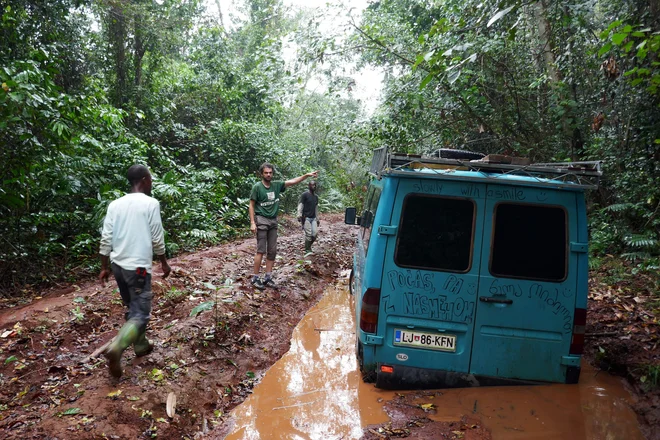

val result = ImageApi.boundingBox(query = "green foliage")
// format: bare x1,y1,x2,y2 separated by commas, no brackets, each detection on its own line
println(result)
2,0,657,296
164,287,186,303
639,364,660,390
190,301,215,317
351,0,660,269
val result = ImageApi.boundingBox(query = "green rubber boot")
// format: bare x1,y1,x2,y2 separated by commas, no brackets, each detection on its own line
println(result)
134,331,153,357
104,319,139,378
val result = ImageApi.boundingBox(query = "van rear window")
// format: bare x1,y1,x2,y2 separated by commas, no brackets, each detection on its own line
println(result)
395,195,474,272
490,203,567,281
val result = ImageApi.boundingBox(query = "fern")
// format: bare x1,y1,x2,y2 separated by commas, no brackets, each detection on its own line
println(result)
605,203,635,213
588,257,602,270
621,252,652,262
624,235,658,248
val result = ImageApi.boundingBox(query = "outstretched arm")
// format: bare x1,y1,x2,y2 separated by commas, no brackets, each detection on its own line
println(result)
285,170,318,188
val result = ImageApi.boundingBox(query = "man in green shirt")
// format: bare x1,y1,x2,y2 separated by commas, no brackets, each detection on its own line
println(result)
249,163,318,290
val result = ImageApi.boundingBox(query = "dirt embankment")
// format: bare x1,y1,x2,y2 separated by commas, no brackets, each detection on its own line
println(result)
583,265,660,440
0,214,354,439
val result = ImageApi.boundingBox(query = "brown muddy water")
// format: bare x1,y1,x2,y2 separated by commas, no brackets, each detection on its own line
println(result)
224,278,644,440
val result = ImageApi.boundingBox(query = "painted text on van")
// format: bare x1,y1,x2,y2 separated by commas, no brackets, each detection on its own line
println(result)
460,184,480,198
403,292,475,323
529,284,573,333
388,269,435,293
486,188,526,201
489,279,523,297
413,180,443,194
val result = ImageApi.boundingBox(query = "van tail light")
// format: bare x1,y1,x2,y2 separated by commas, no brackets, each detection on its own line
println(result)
360,288,381,333
569,308,587,355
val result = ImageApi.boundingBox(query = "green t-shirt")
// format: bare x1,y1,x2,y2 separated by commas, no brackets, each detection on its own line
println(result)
250,180,286,218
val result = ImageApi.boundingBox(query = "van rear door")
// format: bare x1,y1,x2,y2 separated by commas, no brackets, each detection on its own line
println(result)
376,178,486,375
470,184,579,382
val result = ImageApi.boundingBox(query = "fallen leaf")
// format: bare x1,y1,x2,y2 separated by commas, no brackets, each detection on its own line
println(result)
60,407,81,416
150,369,165,382
166,392,177,418
107,390,122,399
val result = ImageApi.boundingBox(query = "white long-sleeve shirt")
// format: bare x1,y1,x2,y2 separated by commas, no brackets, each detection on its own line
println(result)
99,193,166,273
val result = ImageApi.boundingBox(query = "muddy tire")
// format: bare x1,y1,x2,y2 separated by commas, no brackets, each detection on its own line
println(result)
430,148,485,160
356,340,376,383
349,269,355,296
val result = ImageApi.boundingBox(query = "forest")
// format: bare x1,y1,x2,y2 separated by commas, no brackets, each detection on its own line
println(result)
1,0,658,291
1,0,659,437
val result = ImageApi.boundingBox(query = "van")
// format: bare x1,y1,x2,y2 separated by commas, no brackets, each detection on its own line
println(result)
345,147,602,389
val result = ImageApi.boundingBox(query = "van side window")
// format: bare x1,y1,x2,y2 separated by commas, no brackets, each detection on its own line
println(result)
490,203,567,281
395,195,475,272
361,186,381,254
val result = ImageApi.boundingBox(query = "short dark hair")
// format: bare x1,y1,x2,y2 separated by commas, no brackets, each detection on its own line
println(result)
127,164,150,186
259,163,274,174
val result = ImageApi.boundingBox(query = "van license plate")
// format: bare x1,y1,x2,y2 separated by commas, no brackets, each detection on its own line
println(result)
393,329,456,352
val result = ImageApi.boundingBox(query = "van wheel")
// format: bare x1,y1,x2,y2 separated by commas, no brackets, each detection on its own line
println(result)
431,148,485,160
356,341,375,383
349,269,355,296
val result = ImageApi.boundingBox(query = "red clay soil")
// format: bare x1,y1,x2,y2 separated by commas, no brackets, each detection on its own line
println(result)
582,262,660,440
0,214,354,439
0,216,657,439
361,391,492,440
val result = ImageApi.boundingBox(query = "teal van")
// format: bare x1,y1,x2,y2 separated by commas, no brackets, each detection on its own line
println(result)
345,147,602,389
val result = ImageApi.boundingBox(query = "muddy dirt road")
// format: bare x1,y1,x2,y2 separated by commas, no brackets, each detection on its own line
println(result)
0,214,656,439
223,279,644,440
0,214,354,439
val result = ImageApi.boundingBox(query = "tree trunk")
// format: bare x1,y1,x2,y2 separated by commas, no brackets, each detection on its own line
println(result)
133,11,146,108
108,3,128,108
533,0,560,84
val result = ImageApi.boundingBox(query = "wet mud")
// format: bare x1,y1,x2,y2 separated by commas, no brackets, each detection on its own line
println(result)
225,279,645,440
0,214,655,439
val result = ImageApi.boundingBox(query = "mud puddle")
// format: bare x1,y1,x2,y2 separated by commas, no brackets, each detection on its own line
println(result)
225,280,644,440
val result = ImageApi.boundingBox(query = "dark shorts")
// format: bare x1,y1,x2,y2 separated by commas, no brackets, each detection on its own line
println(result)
111,263,153,329
255,215,278,260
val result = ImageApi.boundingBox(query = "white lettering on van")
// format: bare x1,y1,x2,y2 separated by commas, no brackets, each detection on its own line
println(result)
413,180,443,194
388,269,435,293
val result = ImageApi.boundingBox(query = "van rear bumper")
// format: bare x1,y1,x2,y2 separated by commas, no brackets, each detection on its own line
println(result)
375,363,578,389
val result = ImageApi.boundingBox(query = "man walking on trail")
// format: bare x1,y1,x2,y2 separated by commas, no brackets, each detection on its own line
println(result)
297,180,320,256
99,164,171,378
249,163,318,290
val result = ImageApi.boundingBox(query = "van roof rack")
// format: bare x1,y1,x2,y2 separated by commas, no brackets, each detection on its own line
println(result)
369,147,602,190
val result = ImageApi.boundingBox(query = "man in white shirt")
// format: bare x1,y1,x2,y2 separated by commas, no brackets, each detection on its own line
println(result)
99,164,171,378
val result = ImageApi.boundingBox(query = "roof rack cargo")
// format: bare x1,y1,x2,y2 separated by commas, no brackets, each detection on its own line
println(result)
369,147,602,190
